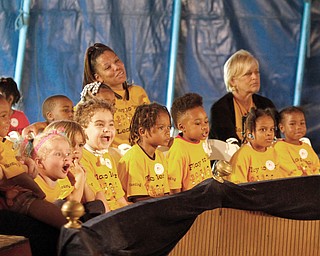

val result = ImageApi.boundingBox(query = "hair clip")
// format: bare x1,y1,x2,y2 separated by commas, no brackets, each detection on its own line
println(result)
80,81,101,101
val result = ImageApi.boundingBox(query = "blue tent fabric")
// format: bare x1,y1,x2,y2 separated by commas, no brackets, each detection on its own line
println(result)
0,0,319,153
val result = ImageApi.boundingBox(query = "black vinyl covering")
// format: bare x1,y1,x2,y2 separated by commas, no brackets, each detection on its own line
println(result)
58,176,320,256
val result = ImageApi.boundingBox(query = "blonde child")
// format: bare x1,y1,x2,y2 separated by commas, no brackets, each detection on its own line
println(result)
228,108,285,184
32,130,75,203
0,95,66,228
117,103,171,202
167,93,212,194
274,106,319,176
22,95,74,137
83,43,150,147
74,99,128,212
45,120,98,204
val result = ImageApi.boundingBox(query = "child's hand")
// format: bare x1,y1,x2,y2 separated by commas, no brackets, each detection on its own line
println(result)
20,157,38,179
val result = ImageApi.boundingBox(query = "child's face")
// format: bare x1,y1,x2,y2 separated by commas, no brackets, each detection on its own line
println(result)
0,98,11,137
178,106,209,142
94,50,127,90
279,112,306,144
38,138,72,180
72,132,86,161
48,98,74,122
250,115,275,152
145,111,171,147
84,109,115,150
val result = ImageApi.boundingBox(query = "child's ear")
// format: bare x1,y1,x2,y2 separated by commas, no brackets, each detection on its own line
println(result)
177,122,185,133
46,111,54,122
278,123,285,133
34,158,44,169
138,127,146,137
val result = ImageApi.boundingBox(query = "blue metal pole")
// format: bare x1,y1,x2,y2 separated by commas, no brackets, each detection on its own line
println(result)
14,0,32,92
293,0,311,106
166,0,181,111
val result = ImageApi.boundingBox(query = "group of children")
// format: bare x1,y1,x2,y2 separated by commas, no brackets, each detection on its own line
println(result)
0,43,319,231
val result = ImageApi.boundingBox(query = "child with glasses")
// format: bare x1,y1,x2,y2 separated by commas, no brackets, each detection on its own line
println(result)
82,43,150,148
117,103,171,202
227,108,285,184
274,106,319,177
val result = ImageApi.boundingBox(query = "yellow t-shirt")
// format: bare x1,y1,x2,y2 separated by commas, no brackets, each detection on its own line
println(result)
167,136,212,191
113,85,150,147
117,144,169,201
80,148,125,210
273,140,320,177
34,176,73,202
228,143,285,184
0,138,25,179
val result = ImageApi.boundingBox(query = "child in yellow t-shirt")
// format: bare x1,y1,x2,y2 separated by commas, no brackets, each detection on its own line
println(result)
167,93,212,194
32,130,74,202
274,106,319,176
74,99,128,212
117,103,171,202
228,108,285,184
0,95,66,228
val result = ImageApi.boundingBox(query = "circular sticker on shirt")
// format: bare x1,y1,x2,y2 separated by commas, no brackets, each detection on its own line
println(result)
265,160,275,171
154,163,164,175
299,149,308,159
10,118,19,128
100,157,113,169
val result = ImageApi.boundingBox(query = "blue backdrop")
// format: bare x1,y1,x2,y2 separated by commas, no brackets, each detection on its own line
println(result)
0,0,319,154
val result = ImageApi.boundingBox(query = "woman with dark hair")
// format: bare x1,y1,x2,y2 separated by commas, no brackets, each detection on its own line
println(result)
82,43,150,147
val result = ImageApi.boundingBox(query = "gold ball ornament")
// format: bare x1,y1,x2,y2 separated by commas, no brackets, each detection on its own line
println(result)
61,200,85,229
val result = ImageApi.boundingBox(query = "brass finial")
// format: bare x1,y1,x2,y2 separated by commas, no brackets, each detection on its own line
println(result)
212,160,232,183
61,200,85,229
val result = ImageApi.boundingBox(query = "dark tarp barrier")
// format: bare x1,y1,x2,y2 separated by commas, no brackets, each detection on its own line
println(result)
58,176,320,256
1,0,320,154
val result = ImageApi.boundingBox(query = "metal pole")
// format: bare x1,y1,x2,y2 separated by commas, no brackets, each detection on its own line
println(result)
166,0,181,110
14,0,32,91
293,0,311,106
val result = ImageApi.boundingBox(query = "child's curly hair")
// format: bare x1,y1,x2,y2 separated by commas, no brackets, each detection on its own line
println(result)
74,98,115,129
245,108,277,134
170,93,203,129
129,102,170,146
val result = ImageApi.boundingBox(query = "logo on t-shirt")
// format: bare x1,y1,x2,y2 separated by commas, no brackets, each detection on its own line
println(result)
299,149,308,159
154,163,164,175
265,160,275,171
10,118,19,128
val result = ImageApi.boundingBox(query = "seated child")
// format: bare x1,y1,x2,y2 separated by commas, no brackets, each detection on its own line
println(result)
45,120,98,204
274,106,319,176
227,108,285,184
32,130,75,203
74,99,128,212
117,103,171,202
22,94,74,138
0,95,66,228
167,93,212,194
0,77,29,135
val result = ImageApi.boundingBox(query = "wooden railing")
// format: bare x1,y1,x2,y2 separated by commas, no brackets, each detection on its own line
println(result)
169,208,320,256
